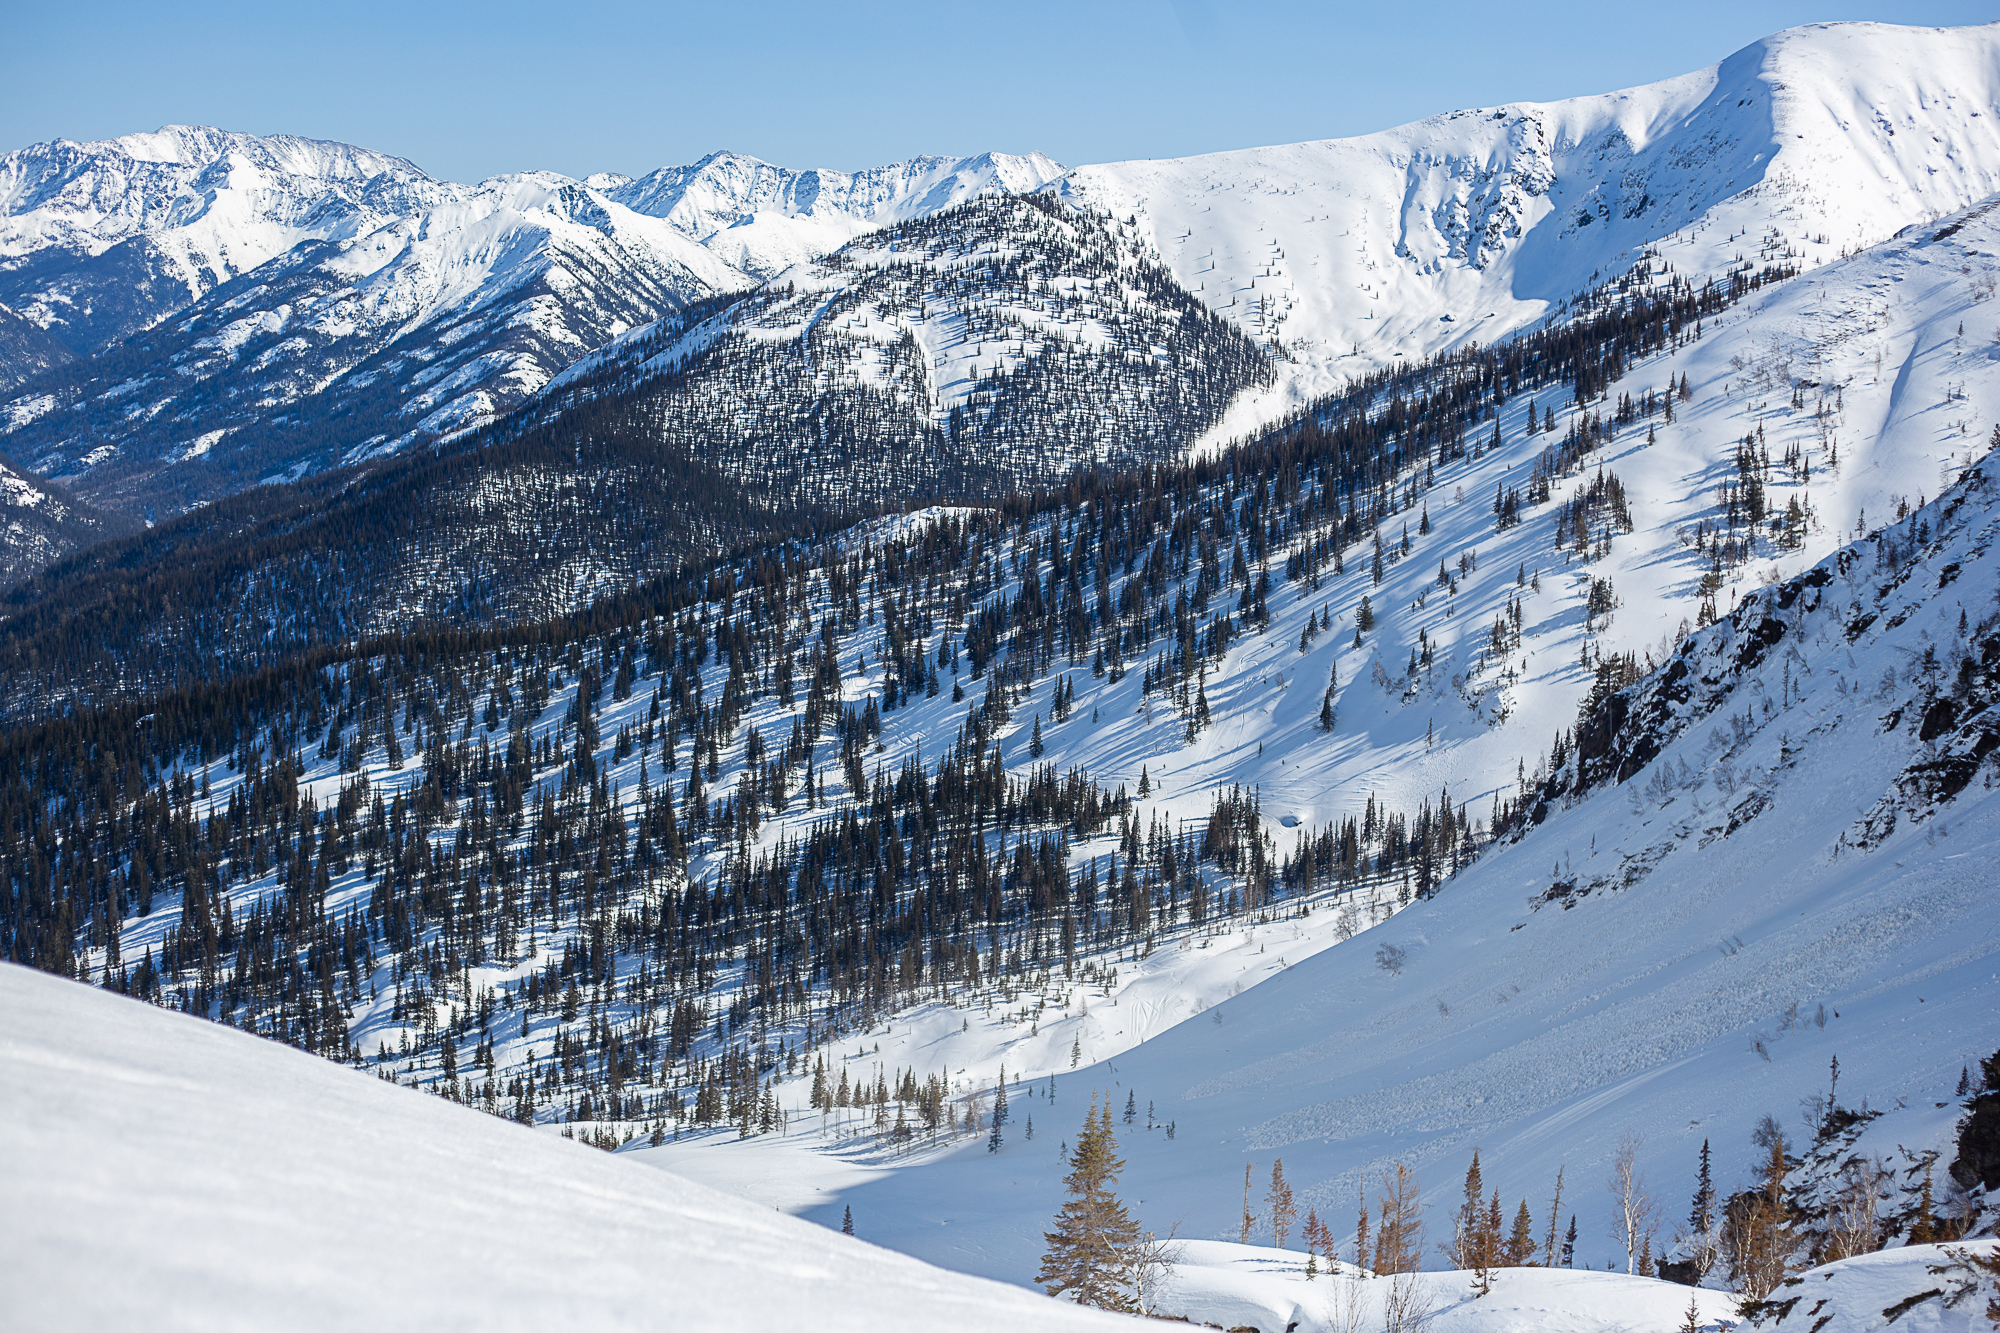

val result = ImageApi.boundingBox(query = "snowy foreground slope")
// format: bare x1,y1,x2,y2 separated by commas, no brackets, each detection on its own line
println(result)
18,964,1973,1333
1063,20,2000,445
0,961,1135,1333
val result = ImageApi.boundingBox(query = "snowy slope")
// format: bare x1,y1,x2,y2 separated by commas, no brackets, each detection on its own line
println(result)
598,148,1067,279
1060,20,2000,447
0,125,454,355
0,960,1139,1333
1754,1243,2000,1331
642,438,2000,1317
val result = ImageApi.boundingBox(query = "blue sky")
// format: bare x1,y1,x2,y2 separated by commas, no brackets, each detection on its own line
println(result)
4,1,1992,181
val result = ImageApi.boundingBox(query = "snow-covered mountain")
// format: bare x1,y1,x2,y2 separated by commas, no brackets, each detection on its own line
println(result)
1,173,748,509
610,192,2000,1296
6,20,1996,527
24,179,1998,1308
0,125,455,356
596,148,1067,279
535,192,1271,515
1060,20,2000,445
3,22,1999,1326
0,133,1067,515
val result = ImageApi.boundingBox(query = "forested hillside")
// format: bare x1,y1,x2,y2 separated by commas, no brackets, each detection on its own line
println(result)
0,246,1790,1143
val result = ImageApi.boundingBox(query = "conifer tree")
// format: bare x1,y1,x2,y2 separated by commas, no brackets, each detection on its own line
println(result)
842,1205,854,1235
989,1065,1009,1152
1269,1159,1296,1249
1687,1140,1717,1277
1506,1199,1536,1266
1037,1098,1140,1310
1453,1149,1486,1270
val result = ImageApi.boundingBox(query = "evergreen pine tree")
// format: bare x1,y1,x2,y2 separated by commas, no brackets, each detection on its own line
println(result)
1036,1098,1140,1310
1689,1139,1717,1277
1507,1199,1537,1266
989,1066,1009,1152
842,1205,854,1235
1454,1150,1486,1270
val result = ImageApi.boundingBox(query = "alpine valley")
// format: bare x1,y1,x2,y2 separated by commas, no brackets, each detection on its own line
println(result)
2,19,1998,1333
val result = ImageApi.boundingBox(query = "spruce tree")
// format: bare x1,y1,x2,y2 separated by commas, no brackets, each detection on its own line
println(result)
1454,1149,1486,1270
842,1205,854,1235
988,1066,1009,1152
1688,1140,1716,1277
1036,1098,1140,1310
1506,1199,1536,1266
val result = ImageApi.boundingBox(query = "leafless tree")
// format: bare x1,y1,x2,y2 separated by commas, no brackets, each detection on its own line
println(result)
1823,1156,1888,1261
1130,1224,1185,1316
1382,1269,1437,1333
1608,1132,1662,1274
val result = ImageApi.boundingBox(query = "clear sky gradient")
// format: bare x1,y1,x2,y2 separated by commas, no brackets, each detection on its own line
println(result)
4,1,1992,183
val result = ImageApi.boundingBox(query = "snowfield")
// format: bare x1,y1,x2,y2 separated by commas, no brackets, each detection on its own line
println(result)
0,961,1137,1333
